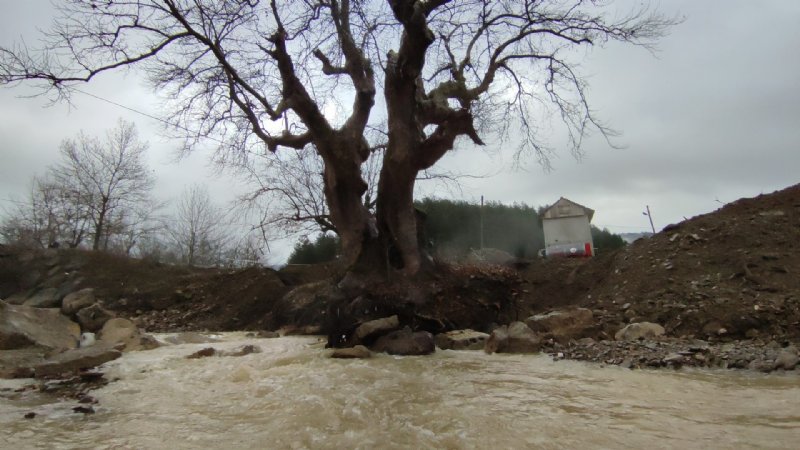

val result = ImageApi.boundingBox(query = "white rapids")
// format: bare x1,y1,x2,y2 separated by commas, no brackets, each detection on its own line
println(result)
1,333,798,449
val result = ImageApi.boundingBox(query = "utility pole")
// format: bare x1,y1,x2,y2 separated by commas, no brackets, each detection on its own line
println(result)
643,205,656,234
480,195,485,249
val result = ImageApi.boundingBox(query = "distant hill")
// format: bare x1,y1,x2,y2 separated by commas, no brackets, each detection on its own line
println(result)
618,232,653,243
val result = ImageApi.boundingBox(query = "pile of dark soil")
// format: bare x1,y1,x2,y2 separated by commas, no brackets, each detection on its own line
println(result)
513,183,800,344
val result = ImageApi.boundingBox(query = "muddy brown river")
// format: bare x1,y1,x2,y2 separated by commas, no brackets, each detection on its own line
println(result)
1,334,798,449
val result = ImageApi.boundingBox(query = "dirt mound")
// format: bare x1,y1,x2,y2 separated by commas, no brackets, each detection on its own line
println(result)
0,247,293,332
514,183,800,343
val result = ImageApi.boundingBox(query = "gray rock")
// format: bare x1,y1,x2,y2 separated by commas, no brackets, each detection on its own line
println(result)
0,300,80,350
354,315,400,342
97,318,159,352
76,304,114,333
0,347,50,379
164,332,221,345
773,351,799,370
615,322,666,341
371,327,435,355
485,322,541,354
525,308,594,342
3,292,29,305
748,359,774,373
485,325,509,354
331,345,372,359
22,287,62,308
223,345,261,357
61,288,96,316
435,329,489,350
32,346,122,377
246,330,279,338
187,347,217,359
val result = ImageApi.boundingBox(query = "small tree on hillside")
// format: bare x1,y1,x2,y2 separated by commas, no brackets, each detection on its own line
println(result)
1,175,91,248
167,184,227,266
52,119,156,250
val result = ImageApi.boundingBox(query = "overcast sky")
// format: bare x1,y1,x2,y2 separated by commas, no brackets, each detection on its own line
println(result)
1,1,799,262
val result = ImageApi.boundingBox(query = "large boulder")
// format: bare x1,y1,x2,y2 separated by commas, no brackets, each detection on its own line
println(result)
773,349,799,371
32,346,122,377
354,315,400,343
525,308,594,342
370,327,435,356
0,347,50,379
0,300,80,350
615,322,666,341
485,322,541,354
61,288,97,316
76,303,115,332
97,318,159,352
435,329,490,350
22,287,62,308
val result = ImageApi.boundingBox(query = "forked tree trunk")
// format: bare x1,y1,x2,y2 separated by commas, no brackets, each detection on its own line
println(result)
320,136,426,277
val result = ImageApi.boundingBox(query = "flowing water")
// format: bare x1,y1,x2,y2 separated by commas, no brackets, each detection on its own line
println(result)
1,334,798,449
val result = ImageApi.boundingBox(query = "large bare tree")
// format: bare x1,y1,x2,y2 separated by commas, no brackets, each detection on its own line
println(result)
1,0,674,276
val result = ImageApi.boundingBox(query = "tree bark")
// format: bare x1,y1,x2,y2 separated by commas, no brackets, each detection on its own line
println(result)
376,156,421,275
92,205,107,251
317,137,372,268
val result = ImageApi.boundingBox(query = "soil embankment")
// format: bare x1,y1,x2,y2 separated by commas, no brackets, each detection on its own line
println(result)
2,183,799,371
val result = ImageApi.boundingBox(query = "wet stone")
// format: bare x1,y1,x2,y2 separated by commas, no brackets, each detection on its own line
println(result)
331,345,371,359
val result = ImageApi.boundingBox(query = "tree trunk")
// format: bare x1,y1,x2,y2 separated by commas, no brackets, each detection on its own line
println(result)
317,138,373,268
375,155,421,275
375,34,431,276
93,211,105,251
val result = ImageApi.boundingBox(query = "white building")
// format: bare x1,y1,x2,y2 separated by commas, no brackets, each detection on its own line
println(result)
541,197,594,257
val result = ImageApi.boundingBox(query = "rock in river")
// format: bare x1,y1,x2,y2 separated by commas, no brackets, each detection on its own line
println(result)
1,300,80,350
435,329,489,350
354,315,400,343
370,327,435,356
98,318,159,352
32,345,122,377
485,322,541,354
331,345,372,359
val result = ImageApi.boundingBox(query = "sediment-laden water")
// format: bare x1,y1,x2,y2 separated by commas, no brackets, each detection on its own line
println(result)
1,334,798,449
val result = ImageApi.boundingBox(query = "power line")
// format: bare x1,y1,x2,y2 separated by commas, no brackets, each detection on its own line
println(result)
72,87,229,146
0,197,26,206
